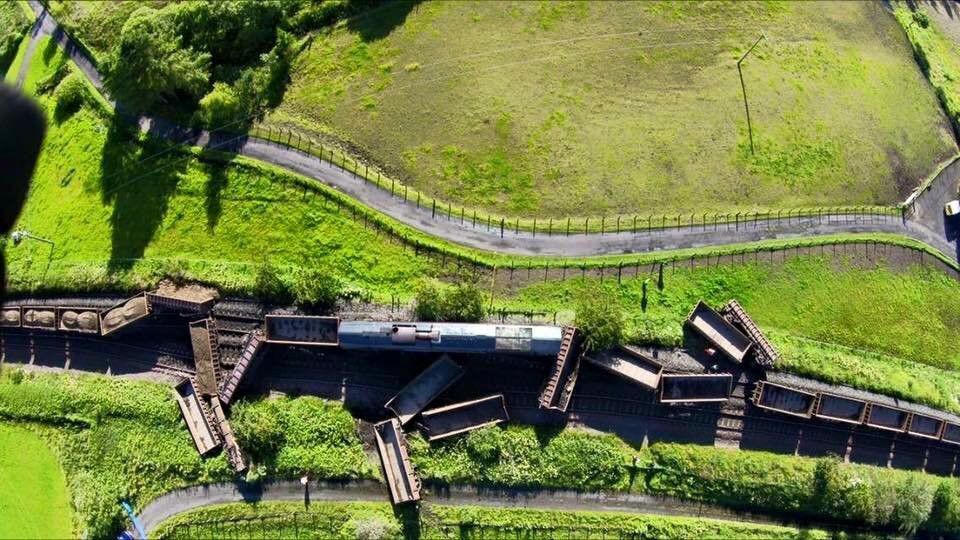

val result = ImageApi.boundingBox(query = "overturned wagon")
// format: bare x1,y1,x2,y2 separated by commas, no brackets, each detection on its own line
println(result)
584,346,663,391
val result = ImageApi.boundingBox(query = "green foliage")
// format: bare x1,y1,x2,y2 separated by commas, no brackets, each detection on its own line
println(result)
408,425,631,490
574,290,624,351
253,262,293,304
154,501,830,540
195,82,240,128
896,6,960,135
0,1,30,75
53,72,89,121
230,396,372,479
104,6,211,110
291,266,343,310
413,281,485,322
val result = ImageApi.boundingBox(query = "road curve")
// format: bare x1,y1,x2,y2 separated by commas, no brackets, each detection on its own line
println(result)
20,2,960,261
137,479,830,536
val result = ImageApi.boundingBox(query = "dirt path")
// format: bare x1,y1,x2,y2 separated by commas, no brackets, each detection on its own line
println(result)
136,479,832,536
19,1,960,261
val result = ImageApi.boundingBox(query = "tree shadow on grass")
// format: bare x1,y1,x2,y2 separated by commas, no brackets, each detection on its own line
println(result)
346,0,421,42
98,115,188,271
203,157,230,230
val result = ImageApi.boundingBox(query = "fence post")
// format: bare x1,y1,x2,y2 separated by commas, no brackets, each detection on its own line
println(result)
549,218,553,235
617,216,621,233
567,218,571,236
601,216,605,235
586,217,590,235
501,218,505,238
633,215,638,233
432,199,436,218
533,218,537,237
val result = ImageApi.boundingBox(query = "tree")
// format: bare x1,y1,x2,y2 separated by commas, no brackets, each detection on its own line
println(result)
104,7,210,111
574,290,623,351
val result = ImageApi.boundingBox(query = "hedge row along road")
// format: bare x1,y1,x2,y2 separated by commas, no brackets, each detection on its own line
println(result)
17,1,960,262
137,480,840,536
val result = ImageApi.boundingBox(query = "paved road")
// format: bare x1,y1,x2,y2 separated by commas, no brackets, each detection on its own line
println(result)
136,479,826,536
22,2,960,260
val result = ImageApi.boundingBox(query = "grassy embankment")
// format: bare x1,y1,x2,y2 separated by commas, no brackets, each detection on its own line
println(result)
153,502,830,540
5,368,960,536
896,3,960,135
0,424,73,538
265,0,956,219
0,368,373,537
8,35,960,414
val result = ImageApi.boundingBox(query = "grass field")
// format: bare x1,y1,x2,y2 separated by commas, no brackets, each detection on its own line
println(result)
153,501,830,539
266,0,956,217
0,368,374,537
0,424,73,539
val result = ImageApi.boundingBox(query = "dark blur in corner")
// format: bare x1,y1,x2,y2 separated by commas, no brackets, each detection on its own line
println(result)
0,83,47,300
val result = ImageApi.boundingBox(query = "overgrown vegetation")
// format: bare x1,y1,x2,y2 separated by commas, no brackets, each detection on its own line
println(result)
153,501,831,539
47,0,378,127
410,425,960,536
574,289,624,351
230,395,373,481
413,280,485,322
266,0,955,217
0,368,371,537
0,1,31,75
895,3,960,136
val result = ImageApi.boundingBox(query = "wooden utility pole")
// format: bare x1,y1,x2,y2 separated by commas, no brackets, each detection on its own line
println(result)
737,33,765,155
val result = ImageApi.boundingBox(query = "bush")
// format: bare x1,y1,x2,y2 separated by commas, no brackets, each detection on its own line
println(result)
195,82,241,128
413,281,485,322
574,291,624,351
53,72,89,120
253,262,292,304
291,267,342,311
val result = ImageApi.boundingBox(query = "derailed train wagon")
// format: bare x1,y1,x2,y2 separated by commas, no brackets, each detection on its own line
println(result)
100,293,151,335
418,394,509,442
686,301,752,363
374,419,421,504
173,379,221,456
386,356,464,425
539,327,582,412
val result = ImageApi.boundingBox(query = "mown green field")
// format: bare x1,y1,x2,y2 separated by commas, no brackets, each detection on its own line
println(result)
153,501,829,540
0,424,73,539
266,0,955,217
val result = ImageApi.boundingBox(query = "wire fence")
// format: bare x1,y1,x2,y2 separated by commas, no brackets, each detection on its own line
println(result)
249,124,905,237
